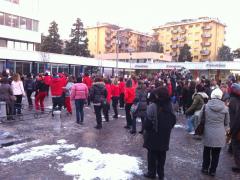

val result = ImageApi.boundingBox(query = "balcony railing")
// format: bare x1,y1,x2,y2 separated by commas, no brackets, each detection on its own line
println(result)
171,37,178,41
105,44,112,49
202,26,212,30
200,50,211,55
179,29,186,34
171,44,178,49
171,29,178,34
178,36,186,42
201,42,211,47
202,33,212,38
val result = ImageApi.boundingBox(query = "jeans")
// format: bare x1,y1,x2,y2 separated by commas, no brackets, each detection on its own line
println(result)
202,146,221,173
232,138,240,168
94,105,102,127
14,95,22,115
186,115,194,132
119,93,124,108
75,99,85,123
26,90,33,106
112,96,119,117
147,150,166,179
125,103,133,127
103,102,110,122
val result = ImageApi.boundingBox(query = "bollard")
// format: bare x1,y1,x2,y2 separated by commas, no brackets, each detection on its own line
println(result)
53,110,61,121
0,101,7,118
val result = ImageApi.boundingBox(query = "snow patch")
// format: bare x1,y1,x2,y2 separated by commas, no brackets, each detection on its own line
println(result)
57,139,67,144
0,143,75,163
2,140,41,153
61,147,142,180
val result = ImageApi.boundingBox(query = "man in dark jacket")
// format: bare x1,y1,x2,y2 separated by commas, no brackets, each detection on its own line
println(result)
143,87,176,180
90,77,107,129
229,83,240,173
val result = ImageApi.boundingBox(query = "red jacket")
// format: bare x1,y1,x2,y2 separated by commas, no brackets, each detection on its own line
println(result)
83,76,92,89
119,81,125,94
124,87,135,104
111,84,120,97
44,75,51,86
105,84,112,103
167,83,173,96
50,77,65,96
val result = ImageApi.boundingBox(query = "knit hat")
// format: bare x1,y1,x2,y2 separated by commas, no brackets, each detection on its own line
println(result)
231,83,240,96
211,88,223,99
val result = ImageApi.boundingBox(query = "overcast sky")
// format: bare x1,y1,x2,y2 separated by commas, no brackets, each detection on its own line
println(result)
39,0,240,49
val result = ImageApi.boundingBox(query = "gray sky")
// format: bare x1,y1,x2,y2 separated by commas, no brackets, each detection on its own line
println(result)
39,0,240,49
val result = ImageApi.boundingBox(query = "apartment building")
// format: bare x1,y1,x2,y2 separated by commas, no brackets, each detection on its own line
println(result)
153,17,226,62
0,0,41,72
86,23,152,56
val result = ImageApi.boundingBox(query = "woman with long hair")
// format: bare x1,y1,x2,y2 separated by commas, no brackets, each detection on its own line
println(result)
11,73,25,114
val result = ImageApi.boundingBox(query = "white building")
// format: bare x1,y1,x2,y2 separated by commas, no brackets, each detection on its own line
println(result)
0,0,40,72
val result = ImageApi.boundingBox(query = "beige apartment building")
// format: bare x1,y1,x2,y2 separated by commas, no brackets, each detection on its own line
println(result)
86,23,152,57
153,17,226,62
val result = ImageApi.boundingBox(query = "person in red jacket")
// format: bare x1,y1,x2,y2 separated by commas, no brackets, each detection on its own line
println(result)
119,77,125,109
111,78,120,118
103,78,111,122
167,79,173,97
83,72,92,106
124,79,136,129
50,73,66,113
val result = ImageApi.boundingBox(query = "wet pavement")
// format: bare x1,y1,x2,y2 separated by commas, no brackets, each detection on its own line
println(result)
0,97,240,180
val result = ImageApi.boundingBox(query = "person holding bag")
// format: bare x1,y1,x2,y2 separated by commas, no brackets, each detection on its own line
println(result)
199,88,229,177
11,73,26,115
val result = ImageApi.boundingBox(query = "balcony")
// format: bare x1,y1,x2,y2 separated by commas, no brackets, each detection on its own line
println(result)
202,33,212,38
200,59,210,62
171,29,178,34
200,50,211,56
105,44,112,49
202,26,212,30
201,42,211,47
178,36,186,42
179,29,186,34
171,37,178,41
171,44,178,49
105,36,111,41
178,44,184,48
171,51,178,57
105,29,112,35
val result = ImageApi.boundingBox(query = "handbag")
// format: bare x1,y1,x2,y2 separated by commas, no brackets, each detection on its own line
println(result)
10,95,16,101
194,105,206,136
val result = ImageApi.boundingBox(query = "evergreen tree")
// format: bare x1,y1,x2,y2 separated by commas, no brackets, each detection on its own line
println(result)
233,48,240,59
178,44,192,62
146,41,164,53
64,18,90,57
40,21,63,54
217,45,233,61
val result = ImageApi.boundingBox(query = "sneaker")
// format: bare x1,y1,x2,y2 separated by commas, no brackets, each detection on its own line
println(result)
130,130,136,134
94,125,102,129
113,115,118,119
124,125,131,129
208,172,215,177
189,131,195,135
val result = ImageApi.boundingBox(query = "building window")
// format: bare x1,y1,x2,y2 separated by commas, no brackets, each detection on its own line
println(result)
12,15,19,28
33,20,38,31
4,13,11,26
14,41,21,50
20,17,27,29
26,18,32,30
21,42,27,50
28,43,34,51
0,12,4,25
0,39,7,47
7,40,14,49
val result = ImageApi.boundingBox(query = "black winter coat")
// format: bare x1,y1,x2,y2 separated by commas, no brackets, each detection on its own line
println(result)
143,102,176,151
134,87,147,117
229,94,240,138
90,82,107,105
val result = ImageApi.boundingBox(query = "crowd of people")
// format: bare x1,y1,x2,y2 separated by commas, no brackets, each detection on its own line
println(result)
0,68,240,180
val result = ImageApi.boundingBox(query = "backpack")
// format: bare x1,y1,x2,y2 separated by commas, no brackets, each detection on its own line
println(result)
26,80,35,91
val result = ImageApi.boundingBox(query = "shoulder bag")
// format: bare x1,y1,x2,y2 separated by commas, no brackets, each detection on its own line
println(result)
194,105,206,136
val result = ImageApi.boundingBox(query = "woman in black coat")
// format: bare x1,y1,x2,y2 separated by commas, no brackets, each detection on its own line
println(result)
143,87,176,180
